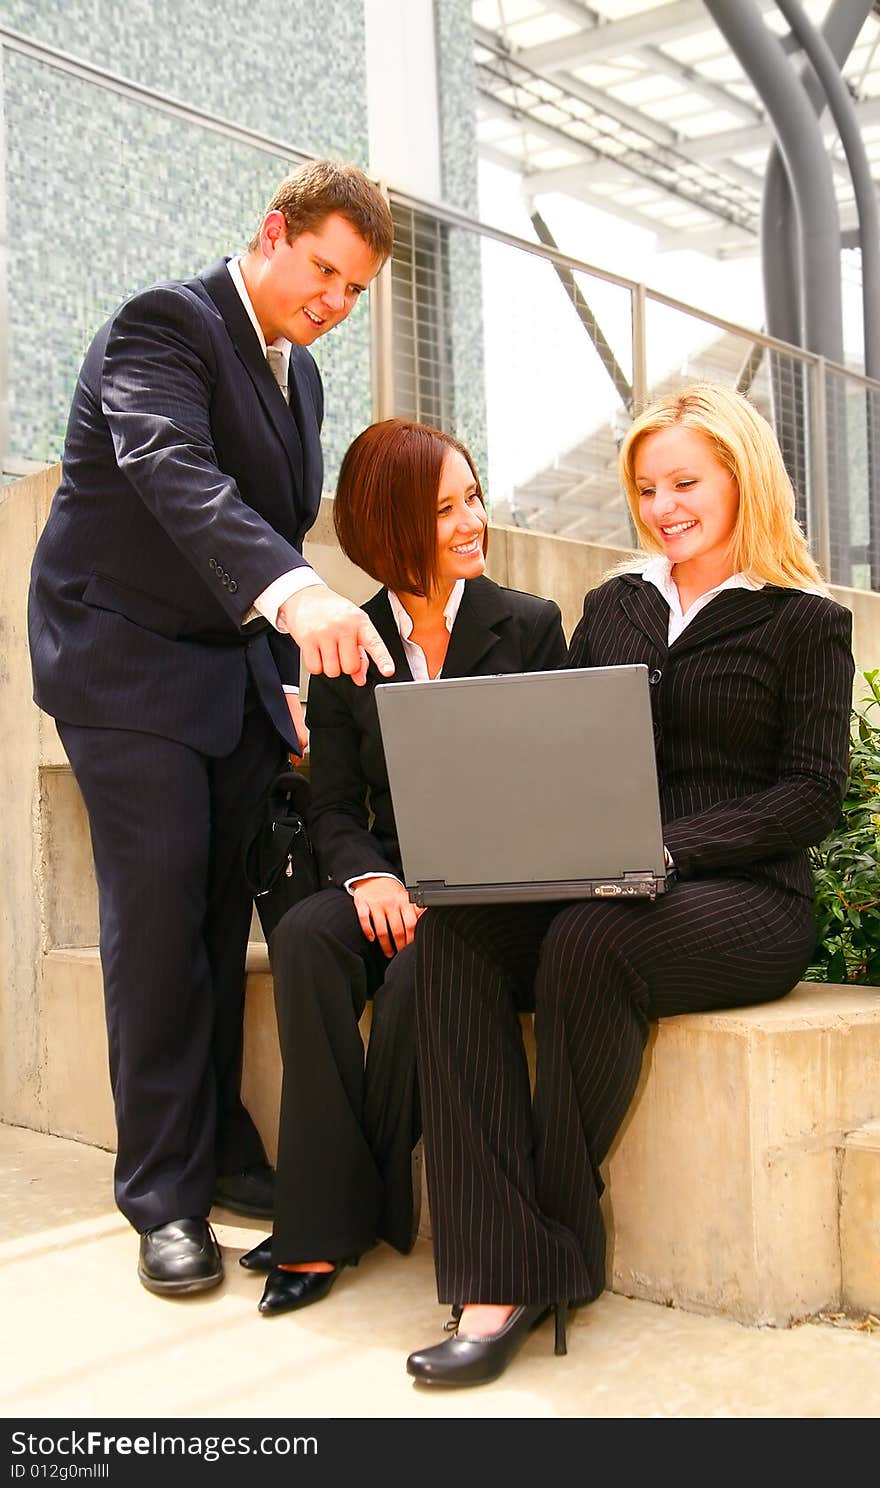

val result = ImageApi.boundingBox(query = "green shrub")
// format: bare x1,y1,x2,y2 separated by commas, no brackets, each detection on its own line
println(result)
804,668,880,985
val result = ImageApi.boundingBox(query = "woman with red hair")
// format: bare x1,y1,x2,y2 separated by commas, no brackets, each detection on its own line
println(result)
240,418,566,1317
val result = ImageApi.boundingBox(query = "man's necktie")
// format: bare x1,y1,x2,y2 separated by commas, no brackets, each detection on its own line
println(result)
266,345,288,401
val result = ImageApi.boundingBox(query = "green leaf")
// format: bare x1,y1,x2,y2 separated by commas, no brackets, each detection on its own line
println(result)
809,669,880,984
827,950,848,983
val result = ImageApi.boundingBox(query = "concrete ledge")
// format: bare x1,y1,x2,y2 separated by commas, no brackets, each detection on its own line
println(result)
41,948,115,1150
39,945,287,1161
34,945,880,1326
840,1119,880,1315
603,985,880,1326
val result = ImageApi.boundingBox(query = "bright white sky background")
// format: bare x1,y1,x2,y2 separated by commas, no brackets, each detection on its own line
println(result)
475,156,866,506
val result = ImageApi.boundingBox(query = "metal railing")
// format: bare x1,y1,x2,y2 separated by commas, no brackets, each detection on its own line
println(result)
380,187,880,590
3,22,877,588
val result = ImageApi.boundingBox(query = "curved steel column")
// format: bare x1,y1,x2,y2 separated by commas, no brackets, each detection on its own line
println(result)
703,0,848,579
759,2,868,541
704,0,843,357
761,0,870,349
776,0,880,588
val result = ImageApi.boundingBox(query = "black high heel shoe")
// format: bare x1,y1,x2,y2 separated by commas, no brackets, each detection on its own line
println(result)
258,1257,357,1316
407,1301,567,1387
239,1235,273,1272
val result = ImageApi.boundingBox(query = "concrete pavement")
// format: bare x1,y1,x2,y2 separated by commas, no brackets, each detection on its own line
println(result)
2,1124,878,1421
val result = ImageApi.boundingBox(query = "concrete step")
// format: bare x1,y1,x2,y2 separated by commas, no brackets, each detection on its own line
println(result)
605,987,880,1325
37,945,880,1327
840,1118,880,1315
6,1123,880,1419
40,944,277,1156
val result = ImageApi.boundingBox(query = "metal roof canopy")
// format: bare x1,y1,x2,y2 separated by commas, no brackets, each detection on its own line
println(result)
472,0,880,259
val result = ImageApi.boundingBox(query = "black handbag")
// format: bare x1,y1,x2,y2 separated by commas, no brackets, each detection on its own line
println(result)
245,767,320,941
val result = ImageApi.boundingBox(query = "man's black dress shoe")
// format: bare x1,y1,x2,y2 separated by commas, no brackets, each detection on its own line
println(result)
239,1235,273,1272
213,1163,275,1218
258,1261,351,1316
406,1302,567,1387
137,1218,223,1296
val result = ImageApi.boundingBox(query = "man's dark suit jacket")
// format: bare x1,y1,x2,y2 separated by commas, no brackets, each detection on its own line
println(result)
28,259,320,753
567,574,854,900
306,576,567,888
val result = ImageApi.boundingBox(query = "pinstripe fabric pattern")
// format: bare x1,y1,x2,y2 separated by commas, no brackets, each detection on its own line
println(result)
414,577,854,1306
29,257,325,1232
58,708,282,1231
569,578,854,898
268,580,567,1260
29,262,323,754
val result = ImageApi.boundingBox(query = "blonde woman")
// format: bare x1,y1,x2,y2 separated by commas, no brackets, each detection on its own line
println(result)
407,382,854,1388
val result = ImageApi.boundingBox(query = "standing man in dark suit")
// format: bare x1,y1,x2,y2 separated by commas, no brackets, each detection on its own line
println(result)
27,159,395,1295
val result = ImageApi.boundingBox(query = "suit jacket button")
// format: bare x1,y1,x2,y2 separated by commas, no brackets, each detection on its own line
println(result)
229,580,238,594
209,557,217,570
649,668,663,685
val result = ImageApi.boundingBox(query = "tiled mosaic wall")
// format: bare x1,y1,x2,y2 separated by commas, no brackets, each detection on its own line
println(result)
1,0,486,493
433,0,488,494
0,0,373,482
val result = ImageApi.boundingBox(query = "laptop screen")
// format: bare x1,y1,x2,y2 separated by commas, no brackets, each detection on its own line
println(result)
375,665,666,905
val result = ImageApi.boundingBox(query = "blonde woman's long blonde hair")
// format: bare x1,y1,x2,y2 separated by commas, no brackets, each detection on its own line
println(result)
618,381,827,593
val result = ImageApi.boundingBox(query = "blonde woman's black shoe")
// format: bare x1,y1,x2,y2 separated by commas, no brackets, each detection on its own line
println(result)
406,1301,567,1387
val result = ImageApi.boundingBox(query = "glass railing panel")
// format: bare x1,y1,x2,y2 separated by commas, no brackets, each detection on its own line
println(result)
824,364,873,590
403,223,638,550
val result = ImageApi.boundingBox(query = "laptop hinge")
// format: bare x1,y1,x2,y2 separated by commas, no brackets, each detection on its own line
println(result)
411,881,445,907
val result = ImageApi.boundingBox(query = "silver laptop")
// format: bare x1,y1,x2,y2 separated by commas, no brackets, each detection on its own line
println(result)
375,664,667,906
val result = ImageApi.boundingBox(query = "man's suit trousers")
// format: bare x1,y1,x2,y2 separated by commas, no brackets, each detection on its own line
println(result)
59,701,281,1232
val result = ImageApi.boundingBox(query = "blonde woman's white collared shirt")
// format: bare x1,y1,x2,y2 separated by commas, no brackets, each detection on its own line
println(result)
641,555,763,645
641,556,764,874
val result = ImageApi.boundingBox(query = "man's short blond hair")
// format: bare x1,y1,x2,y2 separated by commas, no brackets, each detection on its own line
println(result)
249,159,393,261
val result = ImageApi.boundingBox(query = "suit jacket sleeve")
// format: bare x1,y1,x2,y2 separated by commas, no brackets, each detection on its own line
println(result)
101,285,309,624
566,589,596,668
267,630,301,690
663,601,853,876
306,671,402,886
525,598,568,671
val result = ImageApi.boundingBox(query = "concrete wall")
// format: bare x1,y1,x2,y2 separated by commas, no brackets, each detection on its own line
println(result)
4,466,879,1323
4,466,880,1119
0,1,374,483
306,491,880,674
1,466,58,1125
